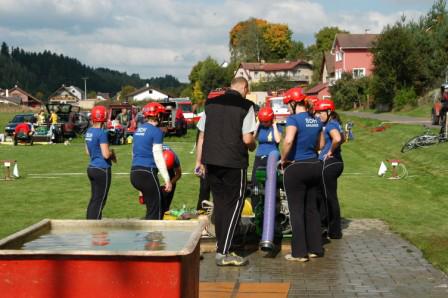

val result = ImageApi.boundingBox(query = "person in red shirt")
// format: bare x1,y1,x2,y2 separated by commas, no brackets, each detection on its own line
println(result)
14,122,31,135
13,120,34,145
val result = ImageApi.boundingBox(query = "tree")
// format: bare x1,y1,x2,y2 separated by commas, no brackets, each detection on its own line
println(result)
308,27,348,83
191,80,204,105
229,18,293,62
1,42,9,57
120,85,136,101
370,20,423,107
286,40,306,60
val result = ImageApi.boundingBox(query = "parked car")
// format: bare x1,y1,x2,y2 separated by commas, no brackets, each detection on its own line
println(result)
4,113,36,136
45,103,90,142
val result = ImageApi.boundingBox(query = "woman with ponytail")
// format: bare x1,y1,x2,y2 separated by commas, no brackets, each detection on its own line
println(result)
280,87,324,262
314,99,344,239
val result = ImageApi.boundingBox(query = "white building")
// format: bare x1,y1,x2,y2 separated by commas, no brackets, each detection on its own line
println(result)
235,60,313,85
127,84,169,102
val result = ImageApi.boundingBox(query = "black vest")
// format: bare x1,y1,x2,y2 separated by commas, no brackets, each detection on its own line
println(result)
202,90,253,168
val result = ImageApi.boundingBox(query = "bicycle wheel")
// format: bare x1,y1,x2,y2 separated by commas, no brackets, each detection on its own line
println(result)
401,136,420,153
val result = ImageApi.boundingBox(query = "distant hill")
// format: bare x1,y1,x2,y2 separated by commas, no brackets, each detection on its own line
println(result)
0,42,185,101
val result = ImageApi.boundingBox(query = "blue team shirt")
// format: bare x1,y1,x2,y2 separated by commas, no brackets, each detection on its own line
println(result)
319,119,343,160
286,112,322,161
256,125,283,156
132,123,164,168
85,127,111,168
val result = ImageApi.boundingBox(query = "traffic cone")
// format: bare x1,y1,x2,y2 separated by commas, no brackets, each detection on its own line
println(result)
13,162,20,178
378,161,387,176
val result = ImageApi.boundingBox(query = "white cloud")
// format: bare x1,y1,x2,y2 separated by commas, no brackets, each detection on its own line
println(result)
0,0,430,81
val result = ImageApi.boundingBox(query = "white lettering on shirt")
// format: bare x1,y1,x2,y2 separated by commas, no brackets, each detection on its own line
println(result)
85,132,93,142
305,118,319,128
135,127,147,136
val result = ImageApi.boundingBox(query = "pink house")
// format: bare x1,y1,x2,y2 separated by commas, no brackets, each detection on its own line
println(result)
306,33,378,99
332,33,378,80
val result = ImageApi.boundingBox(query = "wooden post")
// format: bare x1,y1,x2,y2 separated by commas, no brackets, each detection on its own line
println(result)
1,160,16,181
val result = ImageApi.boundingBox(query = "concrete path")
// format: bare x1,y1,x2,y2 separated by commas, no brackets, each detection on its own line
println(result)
341,111,435,127
199,219,448,297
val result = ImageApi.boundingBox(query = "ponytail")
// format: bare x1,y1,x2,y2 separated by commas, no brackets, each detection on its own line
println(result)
330,111,342,125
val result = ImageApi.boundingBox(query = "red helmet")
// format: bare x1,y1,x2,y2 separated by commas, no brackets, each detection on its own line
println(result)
258,107,274,122
283,87,306,104
306,96,319,105
163,149,176,170
314,99,335,112
142,102,166,117
91,105,107,123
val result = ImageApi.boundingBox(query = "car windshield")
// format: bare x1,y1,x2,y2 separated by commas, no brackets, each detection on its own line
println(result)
12,115,34,123
270,99,287,110
180,104,192,112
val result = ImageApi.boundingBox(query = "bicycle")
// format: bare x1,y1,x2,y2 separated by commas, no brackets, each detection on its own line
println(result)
401,128,447,153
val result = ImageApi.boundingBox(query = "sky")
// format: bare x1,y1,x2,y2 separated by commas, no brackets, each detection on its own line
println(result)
0,0,437,83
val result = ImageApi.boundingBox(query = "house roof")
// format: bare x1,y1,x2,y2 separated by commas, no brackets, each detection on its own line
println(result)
332,33,379,50
9,86,43,104
324,52,335,74
305,82,328,95
239,60,312,72
126,85,170,98
0,95,22,105
48,85,80,100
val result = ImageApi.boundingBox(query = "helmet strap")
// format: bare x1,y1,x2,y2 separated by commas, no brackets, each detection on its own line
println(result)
289,102,297,114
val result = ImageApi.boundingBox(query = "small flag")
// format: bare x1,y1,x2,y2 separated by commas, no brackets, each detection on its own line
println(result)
378,161,387,176
13,163,20,178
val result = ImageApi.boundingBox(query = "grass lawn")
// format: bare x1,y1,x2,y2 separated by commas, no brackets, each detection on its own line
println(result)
1,113,447,273
389,103,433,118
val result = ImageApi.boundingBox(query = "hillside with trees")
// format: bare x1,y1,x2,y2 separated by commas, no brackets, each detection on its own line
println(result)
0,43,185,101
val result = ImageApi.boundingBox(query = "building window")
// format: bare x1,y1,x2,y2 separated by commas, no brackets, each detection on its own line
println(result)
336,51,343,62
335,69,343,80
352,68,366,78
254,71,258,78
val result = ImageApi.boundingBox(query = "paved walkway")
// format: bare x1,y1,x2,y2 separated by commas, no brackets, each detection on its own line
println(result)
200,219,448,297
341,111,436,128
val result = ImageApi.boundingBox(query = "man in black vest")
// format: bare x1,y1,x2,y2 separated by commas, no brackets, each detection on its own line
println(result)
196,77,257,266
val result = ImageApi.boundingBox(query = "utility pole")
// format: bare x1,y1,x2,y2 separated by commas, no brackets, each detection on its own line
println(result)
82,77,88,100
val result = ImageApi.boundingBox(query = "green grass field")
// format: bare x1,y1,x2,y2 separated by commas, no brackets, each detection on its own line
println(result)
1,112,447,272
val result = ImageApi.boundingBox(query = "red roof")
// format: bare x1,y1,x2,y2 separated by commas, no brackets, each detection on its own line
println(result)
333,33,379,49
305,82,328,95
239,60,311,72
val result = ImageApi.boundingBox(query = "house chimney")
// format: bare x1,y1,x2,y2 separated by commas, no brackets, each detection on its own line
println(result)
6,89,9,97
260,59,265,64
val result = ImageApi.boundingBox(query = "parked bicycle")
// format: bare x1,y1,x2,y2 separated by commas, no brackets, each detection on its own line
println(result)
401,127,447,153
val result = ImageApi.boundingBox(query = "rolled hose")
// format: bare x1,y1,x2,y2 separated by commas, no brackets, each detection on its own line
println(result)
260,150,280,251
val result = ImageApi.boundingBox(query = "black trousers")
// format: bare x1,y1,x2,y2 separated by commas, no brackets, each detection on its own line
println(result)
86,167,111,220
130,166,162,220
283,159,323,258
161,183,177,213
196,176,211,210
206,164,247,255
322,158,344,238
250,155,268,209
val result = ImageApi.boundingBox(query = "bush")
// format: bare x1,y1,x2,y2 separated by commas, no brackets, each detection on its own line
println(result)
393,87,417,110
329,73,371,110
